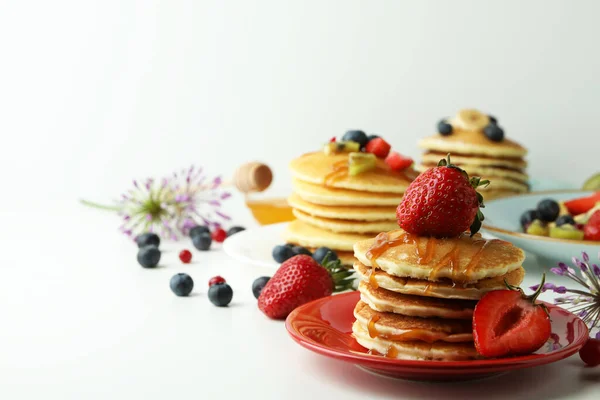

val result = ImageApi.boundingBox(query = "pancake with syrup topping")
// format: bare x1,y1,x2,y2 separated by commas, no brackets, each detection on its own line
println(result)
353,301,473,342
358,281,476,319
283,220,373,252
418,129,527,158
288,192,397,221
290,152,416,193
416,163,528,184
291,179,403,206
352,321,479,361
353,261,525,300
353,229,525,283
421,151,527,170
292,209,398,234
414,165,529,193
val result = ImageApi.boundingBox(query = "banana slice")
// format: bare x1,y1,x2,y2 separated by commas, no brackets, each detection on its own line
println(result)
454,109,490,132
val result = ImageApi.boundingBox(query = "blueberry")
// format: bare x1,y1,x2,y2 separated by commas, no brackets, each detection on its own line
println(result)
226,226,246,237
520,209,539,230
192,232,212,251
483,124,504,142
272,245,294,263
137,245,161,268
170,273,194,296
208,283,233,307
189,225,210,238
488,115,498,125
252,276,270,299
292,246,312,256
537,199,560,222
342,130,368,148
437,119,452,136
555,215,575,226
312,247,339,264
136,232,160,248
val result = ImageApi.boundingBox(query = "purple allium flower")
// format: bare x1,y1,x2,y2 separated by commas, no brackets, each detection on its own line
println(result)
550,267,565,276
596,331,600,340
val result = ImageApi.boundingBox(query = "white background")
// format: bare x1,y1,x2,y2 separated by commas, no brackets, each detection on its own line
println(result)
1,1,600,399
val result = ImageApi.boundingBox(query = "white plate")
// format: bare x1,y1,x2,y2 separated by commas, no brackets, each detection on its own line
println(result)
222,222,288,268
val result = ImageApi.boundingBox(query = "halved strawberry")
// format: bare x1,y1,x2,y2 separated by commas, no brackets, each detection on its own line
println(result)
564,191,600,215
365,138,391,158
385,151,413,171
473,275,551,357
584,210,600,241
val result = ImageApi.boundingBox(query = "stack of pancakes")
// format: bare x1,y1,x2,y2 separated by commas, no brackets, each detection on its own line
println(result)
418,110,529,200
283,151,417,266
351,229,526,360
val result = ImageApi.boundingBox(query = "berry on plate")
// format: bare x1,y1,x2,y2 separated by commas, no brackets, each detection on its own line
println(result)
520,209,539,230
211,228,227,243
192,232,212,251
537,199,560,222
137,245,161,268
170,273,194,296
483,124,504,142
364,138,391,158
341,130,368,148
208,283,233,307
312,247,338,264
555,214,576,227
135,232,160,248
258,254,354,320
385,152,413,171
584,210,600,241
252,276,270,299
208,275,226,287
473,275,551,358
437,119,452,136
272,244,295,263
564,192,600,215
396,155,487,237
291,246,312,256
179,249,192,263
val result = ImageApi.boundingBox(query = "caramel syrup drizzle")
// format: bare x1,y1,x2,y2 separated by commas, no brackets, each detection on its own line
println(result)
323,160,349,186
367,315,471,344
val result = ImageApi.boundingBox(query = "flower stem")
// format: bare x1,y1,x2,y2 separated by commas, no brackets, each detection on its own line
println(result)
79,199,122,212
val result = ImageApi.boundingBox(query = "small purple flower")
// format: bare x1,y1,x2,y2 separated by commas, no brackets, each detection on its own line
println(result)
582,252,590,262
557,262,569,271
530,284,540,291
553,286,567,294
550,267,565,276
596,331,600,340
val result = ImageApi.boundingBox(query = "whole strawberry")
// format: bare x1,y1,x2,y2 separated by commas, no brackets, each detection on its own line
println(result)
258,254,354,320
396,155,488,237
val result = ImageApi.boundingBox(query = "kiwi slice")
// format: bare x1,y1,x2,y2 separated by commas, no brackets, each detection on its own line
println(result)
526,220,549,236
549,225,585,240
348,152,376,176
583,173,600,190
323,141,361,155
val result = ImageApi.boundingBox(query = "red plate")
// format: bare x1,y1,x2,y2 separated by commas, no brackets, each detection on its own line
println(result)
285,291,589,382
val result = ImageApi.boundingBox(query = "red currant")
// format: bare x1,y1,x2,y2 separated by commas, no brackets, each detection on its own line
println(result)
579,338,600,366
212,228,227,243
178,249,192,264
209,276,226,287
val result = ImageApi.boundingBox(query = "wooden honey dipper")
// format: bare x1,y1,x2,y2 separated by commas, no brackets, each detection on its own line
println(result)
231,162,273,194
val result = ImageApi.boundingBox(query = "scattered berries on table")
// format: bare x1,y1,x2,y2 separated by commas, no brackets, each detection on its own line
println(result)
208,283,233,307
208,275,226,287
385,152,413,171
579,338,600,367
211,228,227,243
437,119,452,136
292,246,312,256
192,233,212,251
137,245,161,268
272,244,295,263
473,275,551,357
584,210,600,241
258,255,354,320
312,247,338,264
252,276,271,299
227,226,246,237
135,232,160,248
483,124,504,142
396,155,486,237
170,273,194,297
341,130,368,148
555,214,575,227
364,137,391,158
520,209,539,230
179,249,192,264
537,199,560,222
189,225,210,238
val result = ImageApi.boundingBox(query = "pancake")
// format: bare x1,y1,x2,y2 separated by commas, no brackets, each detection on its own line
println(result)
353,301,473,343
353,229,525,283
290,152,416,193
417,163,528,183
283,220,372,251
288,193,397,221
358,281,476,319
354,261,525,300
352,321,479,361
422,151,527,169
292,209,397,234
292,179,403,206
418,130,527,158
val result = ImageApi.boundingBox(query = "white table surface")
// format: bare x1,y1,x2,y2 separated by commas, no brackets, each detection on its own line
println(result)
1,197,598,400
